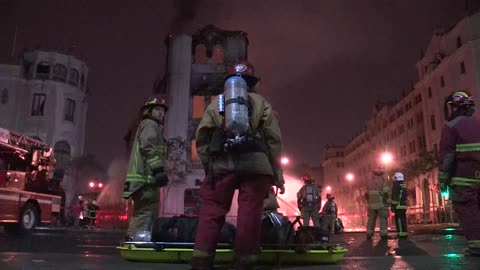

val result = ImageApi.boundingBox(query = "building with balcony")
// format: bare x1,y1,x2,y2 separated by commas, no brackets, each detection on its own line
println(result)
0,49,89,205
324,10,480,222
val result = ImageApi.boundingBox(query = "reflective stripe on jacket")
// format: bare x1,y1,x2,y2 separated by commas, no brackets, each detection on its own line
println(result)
123,118,166,198
439,116,480,187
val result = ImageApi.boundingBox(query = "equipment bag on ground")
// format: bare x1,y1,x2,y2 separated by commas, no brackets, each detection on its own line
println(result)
260,211,295,246
151,216,235,244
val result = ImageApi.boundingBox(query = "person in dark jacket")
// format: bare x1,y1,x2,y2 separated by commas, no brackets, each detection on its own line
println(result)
439,90,480,256
391,172,408,238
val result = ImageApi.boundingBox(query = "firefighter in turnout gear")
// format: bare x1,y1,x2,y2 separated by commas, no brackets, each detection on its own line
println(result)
123,96,169,241
366,168,390,239
297,174,321,227
439,90,480,256
191,61,285,270
391,172,408,238
321,193,338,234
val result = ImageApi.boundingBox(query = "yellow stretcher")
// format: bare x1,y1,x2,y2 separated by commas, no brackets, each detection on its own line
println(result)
118,242,348,265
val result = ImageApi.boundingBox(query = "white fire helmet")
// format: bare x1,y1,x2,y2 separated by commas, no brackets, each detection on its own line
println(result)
393,172,405,182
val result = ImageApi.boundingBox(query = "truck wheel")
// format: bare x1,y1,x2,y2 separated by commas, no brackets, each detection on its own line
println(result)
19,203,39,232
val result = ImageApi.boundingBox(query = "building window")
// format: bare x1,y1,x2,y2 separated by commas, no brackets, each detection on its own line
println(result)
35,62,50,80
460,61,466,74
65,98,75,122
52,64,67,82
80,74,85,89
68,68,79,86
54,141,71,170
1,88,8,104
212,44,224,64
409,141,416,153
416,112,423,123
191,140,199,161
430,115,436,130
456,36,462,48
440,76,445,88
428,87,432,98
31,93,46,116
194,44,207,64
192,96,205,119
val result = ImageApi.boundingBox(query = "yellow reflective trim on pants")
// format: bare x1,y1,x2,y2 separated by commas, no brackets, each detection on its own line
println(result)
456,143,480,152
452,177,480,186
396,205,407,209
398,232,408,237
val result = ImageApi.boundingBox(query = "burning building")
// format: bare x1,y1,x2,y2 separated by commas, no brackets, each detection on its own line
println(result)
153,25,249,217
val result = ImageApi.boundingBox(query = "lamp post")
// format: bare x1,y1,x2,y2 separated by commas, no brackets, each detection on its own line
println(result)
380,152,393,179
345,173,354,182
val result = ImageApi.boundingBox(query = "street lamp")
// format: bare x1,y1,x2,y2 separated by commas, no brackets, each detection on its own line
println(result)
345,173,354,182
89,182,95,188
380,152,393,165
326,185,332,192
281,156,289,166
98,182,103,188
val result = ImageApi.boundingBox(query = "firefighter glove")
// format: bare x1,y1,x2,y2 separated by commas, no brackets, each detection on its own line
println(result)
152,167,169,187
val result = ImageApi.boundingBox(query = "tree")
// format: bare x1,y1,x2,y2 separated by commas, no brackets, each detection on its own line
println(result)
401,150,439,223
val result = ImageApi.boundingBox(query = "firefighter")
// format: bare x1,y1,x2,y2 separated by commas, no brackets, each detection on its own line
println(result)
439,90,480,256
191,61,285,270
297,174,321,227
366,168,390,239
122,96,169,241
391,172,408,238
87,200,100,229
321,194,337,234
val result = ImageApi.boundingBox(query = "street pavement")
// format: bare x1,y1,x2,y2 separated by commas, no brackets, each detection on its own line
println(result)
1,227,480,270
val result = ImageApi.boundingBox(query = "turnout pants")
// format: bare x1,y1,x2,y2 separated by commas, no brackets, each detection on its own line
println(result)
301,207,320,227
321,214,336,234
366,208,388,237
394,209,407,237
127,185,159,239
451,185,480,256
191,173,272,270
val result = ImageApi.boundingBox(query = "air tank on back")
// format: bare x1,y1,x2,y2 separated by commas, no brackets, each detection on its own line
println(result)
224,76,249,136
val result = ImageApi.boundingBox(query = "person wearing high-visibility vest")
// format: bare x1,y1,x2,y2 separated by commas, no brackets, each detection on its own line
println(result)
122,96,169,241
391,172,408,238
439,90,480,256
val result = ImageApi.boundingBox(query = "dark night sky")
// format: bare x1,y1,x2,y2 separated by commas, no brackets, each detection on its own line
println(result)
0,0,471,168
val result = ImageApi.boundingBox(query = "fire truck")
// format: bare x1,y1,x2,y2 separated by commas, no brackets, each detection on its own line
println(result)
0,127,62,233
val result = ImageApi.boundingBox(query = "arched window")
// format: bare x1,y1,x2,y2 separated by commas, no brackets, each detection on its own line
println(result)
194,44,207,64
212,44,224,64
52,64,67,82
68,69,79,86
1,88,8,104
35,62,50,80
80,74,85,89
54,141,71,169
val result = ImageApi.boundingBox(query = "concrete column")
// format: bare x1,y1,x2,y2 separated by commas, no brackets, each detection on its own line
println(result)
165,34,192,142
163,34,192,216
